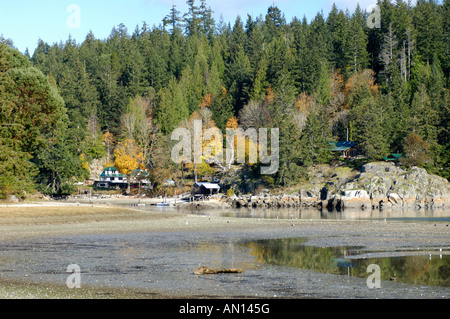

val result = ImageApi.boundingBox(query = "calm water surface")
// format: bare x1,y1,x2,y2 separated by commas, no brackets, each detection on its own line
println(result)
0,207,449,298
145,205,450,223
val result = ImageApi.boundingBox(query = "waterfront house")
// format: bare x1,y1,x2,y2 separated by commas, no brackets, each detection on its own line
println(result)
129,169,152,189
95,167,128,189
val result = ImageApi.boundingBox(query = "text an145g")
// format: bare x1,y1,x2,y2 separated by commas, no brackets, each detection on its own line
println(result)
222,303,269,314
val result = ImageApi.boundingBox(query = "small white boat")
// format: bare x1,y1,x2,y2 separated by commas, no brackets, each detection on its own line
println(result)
156,202,170,207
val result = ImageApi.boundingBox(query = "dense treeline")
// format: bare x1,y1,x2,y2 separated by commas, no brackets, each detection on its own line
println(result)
0,0,449,198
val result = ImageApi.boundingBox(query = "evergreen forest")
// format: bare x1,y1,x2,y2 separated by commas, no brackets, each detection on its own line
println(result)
0,0,449,199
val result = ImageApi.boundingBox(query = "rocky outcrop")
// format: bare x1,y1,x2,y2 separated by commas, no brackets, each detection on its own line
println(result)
180,200,232,210
221,162,450,211
225,193,322,209
184,162,449,212
332,162,450,211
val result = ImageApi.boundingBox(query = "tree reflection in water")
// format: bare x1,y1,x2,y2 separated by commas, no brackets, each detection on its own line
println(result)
246,238,450,287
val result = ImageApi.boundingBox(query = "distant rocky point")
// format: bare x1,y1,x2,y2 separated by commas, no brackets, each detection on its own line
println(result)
204,162,450,212
334,162,450,211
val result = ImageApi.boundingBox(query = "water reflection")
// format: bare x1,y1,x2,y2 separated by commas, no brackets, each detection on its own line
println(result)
117,200,450,222
1,233,449,297
246,238,450,287
184,207,450,222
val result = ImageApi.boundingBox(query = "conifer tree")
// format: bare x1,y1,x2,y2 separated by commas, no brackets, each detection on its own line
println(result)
267,75,304,186
413,0,444,65
327,5,349,71
299,107,334,166
442,0,450,81
347,7,369,73
184,0,201,37
199,0,215,40
263,5,286,42
349,96,389,160
315,59,331,106
164,4,182,34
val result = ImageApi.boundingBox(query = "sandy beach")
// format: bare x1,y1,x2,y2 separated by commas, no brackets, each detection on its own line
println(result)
0,201,449,299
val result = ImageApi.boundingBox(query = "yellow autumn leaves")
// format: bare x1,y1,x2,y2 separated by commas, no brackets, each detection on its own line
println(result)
113,138,145,176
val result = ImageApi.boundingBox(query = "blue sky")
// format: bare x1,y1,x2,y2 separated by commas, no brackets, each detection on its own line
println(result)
0,0,380,54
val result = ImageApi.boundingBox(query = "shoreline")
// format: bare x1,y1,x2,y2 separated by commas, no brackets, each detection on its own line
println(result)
0,201,449,299
1,200,448,246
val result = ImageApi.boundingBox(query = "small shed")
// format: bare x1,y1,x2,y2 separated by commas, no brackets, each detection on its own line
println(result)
329,141,357,159
383,153,403,162
193,182,221,196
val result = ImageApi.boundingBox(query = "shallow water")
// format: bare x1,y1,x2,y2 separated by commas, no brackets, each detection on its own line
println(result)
141,205,450,223
0,207,449,298
248,238,450,287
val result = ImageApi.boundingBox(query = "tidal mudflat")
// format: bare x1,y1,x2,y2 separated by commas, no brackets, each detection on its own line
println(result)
0,203,449,299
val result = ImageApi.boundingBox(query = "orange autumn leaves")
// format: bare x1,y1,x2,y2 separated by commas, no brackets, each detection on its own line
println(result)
295,69,379,112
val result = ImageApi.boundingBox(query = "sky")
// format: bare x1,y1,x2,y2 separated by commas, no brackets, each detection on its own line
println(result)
0,0,381,54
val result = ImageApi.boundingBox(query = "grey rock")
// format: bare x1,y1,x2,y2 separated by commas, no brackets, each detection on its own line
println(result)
337,162,450,211
8,195,20,203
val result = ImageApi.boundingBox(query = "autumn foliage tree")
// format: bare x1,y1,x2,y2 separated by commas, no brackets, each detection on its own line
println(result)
178,107,218,181
401,133,431,168
344,69,379,109
114,138,145,176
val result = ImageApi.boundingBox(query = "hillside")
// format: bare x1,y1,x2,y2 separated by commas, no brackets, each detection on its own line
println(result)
1,0,449,200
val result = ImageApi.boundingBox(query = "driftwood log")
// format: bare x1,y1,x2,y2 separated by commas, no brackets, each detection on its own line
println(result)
194,266,244,275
